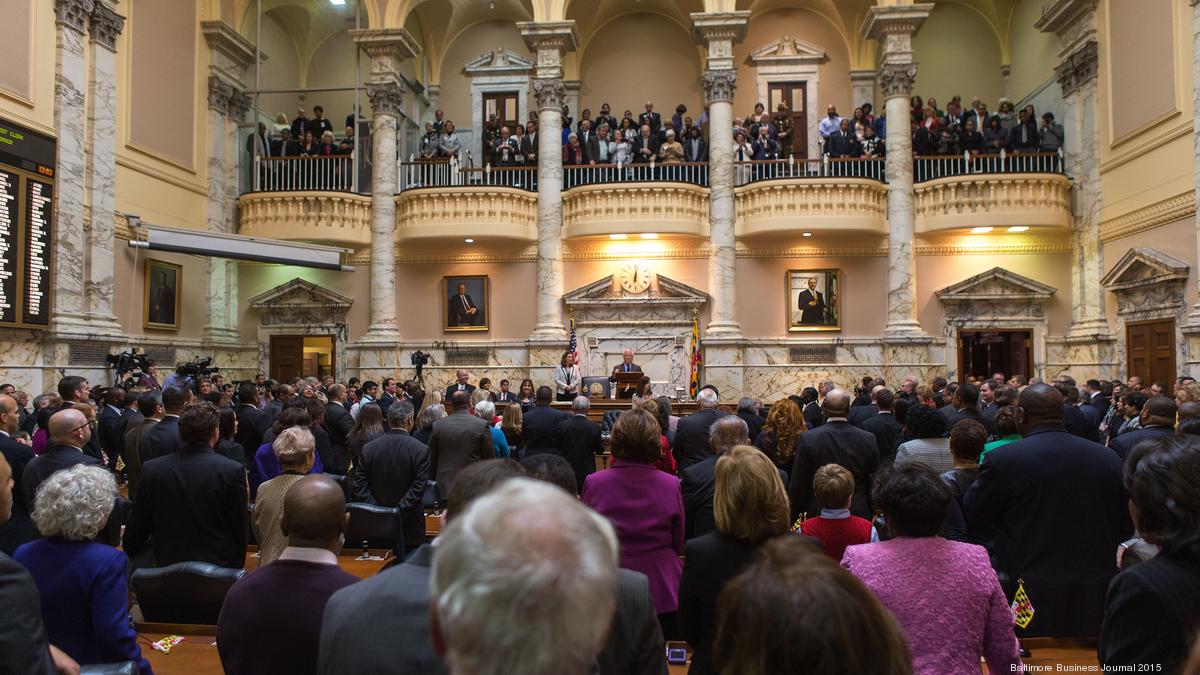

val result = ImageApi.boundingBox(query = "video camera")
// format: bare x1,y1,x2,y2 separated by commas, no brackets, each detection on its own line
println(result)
410,350,431,380
176,357,219,380
106,349,150,389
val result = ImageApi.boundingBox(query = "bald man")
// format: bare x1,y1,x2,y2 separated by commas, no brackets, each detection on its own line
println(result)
1109,395,1177,462
0,395,34,554
218,475,357,675
789,389,881,521
965,384,1131,638
1177,400,1200,422
21,409,103,517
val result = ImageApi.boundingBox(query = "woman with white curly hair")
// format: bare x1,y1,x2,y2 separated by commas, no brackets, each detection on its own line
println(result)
14,464,151,673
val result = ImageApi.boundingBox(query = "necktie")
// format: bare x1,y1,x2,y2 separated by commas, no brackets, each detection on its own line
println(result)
461,295,468,310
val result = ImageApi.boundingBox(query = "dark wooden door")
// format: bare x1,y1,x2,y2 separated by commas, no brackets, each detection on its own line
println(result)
269,335,304,383
958,330,1031,382
768,82,807,159
1127,320,1175,385
482,92,519,162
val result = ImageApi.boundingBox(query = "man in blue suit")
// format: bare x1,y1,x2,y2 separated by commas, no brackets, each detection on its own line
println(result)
1109,395,1176,462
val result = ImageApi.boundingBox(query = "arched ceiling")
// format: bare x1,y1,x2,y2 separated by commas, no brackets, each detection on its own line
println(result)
407,0,535,78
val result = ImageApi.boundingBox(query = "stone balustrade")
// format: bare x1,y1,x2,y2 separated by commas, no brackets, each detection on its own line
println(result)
914,173,1072,234
395,186,538,242
237,191,372,246
561,182,710,239
735,179,889,237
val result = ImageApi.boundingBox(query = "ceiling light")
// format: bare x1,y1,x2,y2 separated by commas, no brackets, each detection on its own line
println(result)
640,233,658,239
329,0,346,5
970,227,993,234
1008,226,1029,233
464,238,474,243
802,231,812,237
609,233,627,240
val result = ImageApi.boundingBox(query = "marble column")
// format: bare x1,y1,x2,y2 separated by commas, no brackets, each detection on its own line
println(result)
849,69,876,111
520,22,578,340
82,2,123,332
51,0,94,330
863,4,932,339
1188,0,1200,325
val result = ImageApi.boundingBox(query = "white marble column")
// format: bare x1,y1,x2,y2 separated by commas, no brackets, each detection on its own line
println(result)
864,4,932,338
51,0,94,329
82,2,123,332
365,82,402,338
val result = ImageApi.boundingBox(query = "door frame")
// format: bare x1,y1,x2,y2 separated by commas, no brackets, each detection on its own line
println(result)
955,328,1033,383
767,81,808,159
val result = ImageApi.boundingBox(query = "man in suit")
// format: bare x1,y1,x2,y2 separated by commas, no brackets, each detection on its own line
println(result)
797,276,830,325
800,387,823,430
428,390,494,496
308,105,334,139
555,396,602,492
683,125,707,162
576,119,594,163
444,370,476,400
56,376,103,462
0,394,34,554
139,385,192,464
325,384,354,473
124,402,249,569
96,387,128,470
789,389,880,521
122,391,162,502
965,384,1131,637
448,283,481,327
861,388,902,464
586,123,612,165
633,124,659,163
979,379,1001,420
847,385,882,427
736,398,765,441
941,383,998,436
681,416,749,540
1110,395,1177,462
520,120,538,164
1082,378,1109,421
494,379,518,405
638,101,661,134
674,387,728,470
271,127,299,158
1053,376,1099,442
378,377,400,416
609,349,643,398
22,408,103,515
352,402,429,554
234,382,262,467
523,386,570,456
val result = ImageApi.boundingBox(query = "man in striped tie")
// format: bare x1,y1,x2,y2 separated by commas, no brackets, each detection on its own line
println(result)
608,349,642,398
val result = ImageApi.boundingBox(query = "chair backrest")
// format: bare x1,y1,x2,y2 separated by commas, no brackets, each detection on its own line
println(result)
245,502,257,546
131,562,245,625
344,502,403,552
79,662,139,675
326,473,351,502
421,479,441,511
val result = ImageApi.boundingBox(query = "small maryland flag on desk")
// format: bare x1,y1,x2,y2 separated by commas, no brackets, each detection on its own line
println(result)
1010,578,1035,629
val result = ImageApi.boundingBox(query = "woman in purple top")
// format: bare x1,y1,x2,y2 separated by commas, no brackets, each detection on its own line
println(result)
582,407,685,637
251,406,323,496
841,464,1021,675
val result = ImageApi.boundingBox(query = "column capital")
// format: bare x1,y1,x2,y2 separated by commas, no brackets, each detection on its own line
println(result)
1054,39,1099,97
691,12,749,72
227,89,252,121
861,3,934,42
532,77,567,112
518,21,579,80
350,28,421,85
702,69,737,105
202,20,258,88
1035,0,1099,53
88,2,124,51
56,0,95,34
207,75,235,114
366,81,405,116
877,63,918,99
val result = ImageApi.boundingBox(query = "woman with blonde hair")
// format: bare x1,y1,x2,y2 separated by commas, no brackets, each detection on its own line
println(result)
500,402,523,451
678,445,791,675
253,426,317,565
754,399,806,482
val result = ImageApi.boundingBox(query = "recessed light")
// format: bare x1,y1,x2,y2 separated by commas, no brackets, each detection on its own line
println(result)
802,231,812,237
464,238,474,243
1008,226,1029,233
640,233,658,239
970,227,993,234
329,0,346,5
609,233,627,240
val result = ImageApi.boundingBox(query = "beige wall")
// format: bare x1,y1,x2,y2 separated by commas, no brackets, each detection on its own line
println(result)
736,254,887,338
734,8,852,119
1006,0,1059,100
0,0,62,133
578,13,702,117
237,263,373,343
912,3,1005,108
1101,217,1198,324
395,259,539,340
437,21,530,129
0,0,33,103
128,0,198,168
305,31,372,133
244,12,303,122
1107,0,1176,141
115,247,210,340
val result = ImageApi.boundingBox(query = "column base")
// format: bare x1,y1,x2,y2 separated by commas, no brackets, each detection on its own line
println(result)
203,326,244,346
704,321,742,339
531,324,567,340
1065,318,1111,340
882,320,928,341
52,313,125,339
359,325,402,344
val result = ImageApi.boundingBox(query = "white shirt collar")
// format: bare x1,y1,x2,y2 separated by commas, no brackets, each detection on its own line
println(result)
826,416,848,423
277,546,338,566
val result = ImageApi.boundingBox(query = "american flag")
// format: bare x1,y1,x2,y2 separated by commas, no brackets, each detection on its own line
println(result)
569,315,579,365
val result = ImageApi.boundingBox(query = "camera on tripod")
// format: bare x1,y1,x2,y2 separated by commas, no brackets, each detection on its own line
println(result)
176,357,219,380
410,350,431,380
106,349,150,389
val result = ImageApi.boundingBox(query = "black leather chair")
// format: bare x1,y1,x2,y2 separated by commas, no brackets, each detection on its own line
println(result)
131,562,244,625
326,473,351,502
344,502,403,554
421,480,441,510
80,663,138,675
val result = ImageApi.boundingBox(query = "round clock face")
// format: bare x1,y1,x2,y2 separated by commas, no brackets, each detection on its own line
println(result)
619,264,652,293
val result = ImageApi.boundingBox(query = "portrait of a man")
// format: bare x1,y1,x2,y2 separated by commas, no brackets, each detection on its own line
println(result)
144,259,181,330
445,275,488,331
788,269,839,331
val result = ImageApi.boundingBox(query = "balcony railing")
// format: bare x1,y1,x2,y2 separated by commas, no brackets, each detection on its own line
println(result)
563,162,710,189
914,151,1064,182
252,154,356,192
734,157,886,186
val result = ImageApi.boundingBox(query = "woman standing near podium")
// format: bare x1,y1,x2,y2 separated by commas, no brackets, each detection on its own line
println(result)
554,352,582,402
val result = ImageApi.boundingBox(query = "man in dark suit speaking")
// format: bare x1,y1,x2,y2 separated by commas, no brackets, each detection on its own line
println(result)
797,276,830,325
608,349,643,398
448,283,481,327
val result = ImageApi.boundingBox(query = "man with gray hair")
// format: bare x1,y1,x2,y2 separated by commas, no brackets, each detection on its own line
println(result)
680,415,750,540
674,386,727,470
431,478,618,675
352,400,429,555
736,397,764,441
789,389,880,521
556,396,603,493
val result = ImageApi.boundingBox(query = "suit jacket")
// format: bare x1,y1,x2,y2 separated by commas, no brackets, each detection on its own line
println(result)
57,403,104,463
789,420,880,520
377,393,397,416
803,401,824,429
964,426,1132,637
520,132,538,162
0,552,57,675
124,442,249,569
683,138,708,163
122,418,157,501
1109,425,1174,462
97,405,126,462
352,429,429,552
1062,402,1099,442
318,545,446,675
523,404,570,456
638,111,662,131
0,434,34,554
325,401,353,473
632,134,659,163
494,390,519,405
21,445,103,514
674,408,728,470
556,414,603,492
448,293,479,326
427,411,494,495
678,532,763,675
847,404,879,428
598,569,669,675
139,415,182,463
680,456,718,540
443,383,476,400
585,133,612,163
860,412,903,464
941,406,998,436
1099,552,1200,672
737,412,765,442
235,405,263,466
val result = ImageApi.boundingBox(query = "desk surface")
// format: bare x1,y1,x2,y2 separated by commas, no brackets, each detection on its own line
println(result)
138,626,219,675
243,547,393,580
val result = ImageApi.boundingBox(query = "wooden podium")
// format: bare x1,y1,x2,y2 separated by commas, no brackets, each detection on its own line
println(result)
612,372,641,398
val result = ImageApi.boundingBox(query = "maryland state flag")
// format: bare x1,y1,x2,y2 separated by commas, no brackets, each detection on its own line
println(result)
689,314,701,398
1010,578,1035,629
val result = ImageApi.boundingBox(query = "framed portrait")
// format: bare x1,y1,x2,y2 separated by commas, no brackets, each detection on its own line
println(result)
144,259,181,331
787,269,840,332
444,275,489,332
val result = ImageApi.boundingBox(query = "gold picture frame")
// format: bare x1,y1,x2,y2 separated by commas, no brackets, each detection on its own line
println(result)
787,268,840,332
444,275,489,332
144,259,181,331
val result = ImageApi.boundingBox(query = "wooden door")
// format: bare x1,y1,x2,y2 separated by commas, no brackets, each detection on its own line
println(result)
1126,320,1176,384
482,92,519,161
958,330,1031,381
269,335,304,383
768,82,808,159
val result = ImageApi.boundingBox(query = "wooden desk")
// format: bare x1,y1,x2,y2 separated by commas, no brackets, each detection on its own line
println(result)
137,623,219,675
552,399,699,425
243,547,392,580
